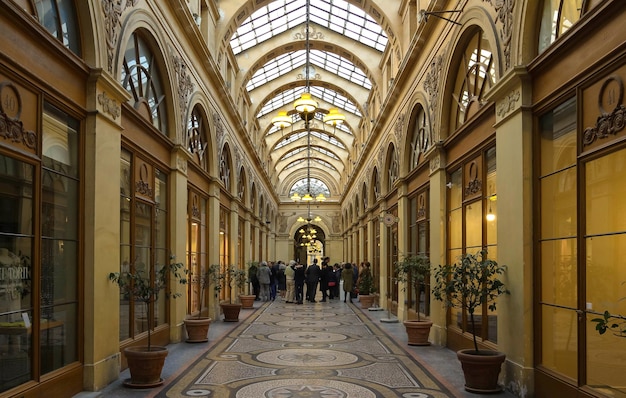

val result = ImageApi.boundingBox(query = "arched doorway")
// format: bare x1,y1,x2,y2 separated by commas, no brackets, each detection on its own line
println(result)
293,224,326,265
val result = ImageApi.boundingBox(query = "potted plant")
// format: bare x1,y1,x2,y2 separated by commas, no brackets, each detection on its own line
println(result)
220,265,246,322
108,255,188,388
395,254,433,346
239,261,258,309
432,249,509,393
357,263,377,309
183,265,213,343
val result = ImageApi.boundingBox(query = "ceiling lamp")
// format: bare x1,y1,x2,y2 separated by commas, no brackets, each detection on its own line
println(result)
294,93,318,116
271,110,292,129
315,193,327,202
323,108,345,126
291,192,301,201
301,193,314,202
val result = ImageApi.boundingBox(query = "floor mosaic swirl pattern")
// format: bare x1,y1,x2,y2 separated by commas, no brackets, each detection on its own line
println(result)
157,300,456,398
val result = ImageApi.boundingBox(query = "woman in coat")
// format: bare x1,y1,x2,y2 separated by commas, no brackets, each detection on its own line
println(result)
341,263,353,303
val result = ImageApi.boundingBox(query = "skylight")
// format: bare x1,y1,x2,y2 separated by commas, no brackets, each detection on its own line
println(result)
231,0,387,55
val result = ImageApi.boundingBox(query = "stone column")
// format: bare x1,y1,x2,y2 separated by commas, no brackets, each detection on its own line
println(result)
82,71,128,390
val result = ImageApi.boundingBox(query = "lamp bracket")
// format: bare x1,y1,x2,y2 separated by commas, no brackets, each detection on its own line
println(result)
418,9,462,25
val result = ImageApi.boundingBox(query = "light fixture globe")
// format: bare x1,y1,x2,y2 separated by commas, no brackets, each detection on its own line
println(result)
271,110,292,128
301,193,314,201
315,193,327,202
294,93,318,114
323,108,345,126
291,192,301,201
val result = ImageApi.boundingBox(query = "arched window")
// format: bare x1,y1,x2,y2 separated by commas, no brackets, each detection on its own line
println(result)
188,106,208,169
410,106,430,170
34,0,81,55
121,32,168,134
538,0,584,54
219,145,232,191
450,29,495,130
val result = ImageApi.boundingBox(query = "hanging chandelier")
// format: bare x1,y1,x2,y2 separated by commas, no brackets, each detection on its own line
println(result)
272,0,345,203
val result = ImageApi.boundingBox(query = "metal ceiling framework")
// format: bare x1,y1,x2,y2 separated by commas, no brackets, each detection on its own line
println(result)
231,0,389,202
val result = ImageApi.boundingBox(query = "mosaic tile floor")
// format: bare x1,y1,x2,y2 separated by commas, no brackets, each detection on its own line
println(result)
157,299,457,398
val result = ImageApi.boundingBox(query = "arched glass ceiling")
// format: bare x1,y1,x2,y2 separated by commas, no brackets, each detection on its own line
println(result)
275,130,345,150
267,112,353,136
258,85,361,118
231,0,387,55
247,49,372,91
280,145,340,162
289,178,331,197
285,158,338,172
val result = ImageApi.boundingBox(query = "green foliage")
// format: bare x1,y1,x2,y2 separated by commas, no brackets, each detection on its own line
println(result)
229,265,247,290
592,284,626,338
208,264,225,295
394,254,430,320
433,249,509,352
357,267,375,295
109,255,188,348
592,311,626,337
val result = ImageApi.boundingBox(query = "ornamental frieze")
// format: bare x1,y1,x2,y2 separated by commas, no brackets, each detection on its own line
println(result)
97,91,121,119
0,82,37,153
583,75,626,147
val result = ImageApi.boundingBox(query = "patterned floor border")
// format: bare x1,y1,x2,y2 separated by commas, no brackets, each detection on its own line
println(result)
156,300,458,398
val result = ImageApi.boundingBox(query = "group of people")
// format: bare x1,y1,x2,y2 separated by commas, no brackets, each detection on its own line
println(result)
249,258,372,305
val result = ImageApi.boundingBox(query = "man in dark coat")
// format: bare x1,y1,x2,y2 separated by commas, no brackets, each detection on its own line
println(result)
305,258,321,302
294,262,306,304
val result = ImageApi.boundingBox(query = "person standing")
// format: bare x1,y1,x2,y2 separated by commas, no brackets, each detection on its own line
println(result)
256,261,272,302
342,263,354,303
248,262,260,301
351,262,359,300
305,258,321,302
284,260,296,303
294,262,306,304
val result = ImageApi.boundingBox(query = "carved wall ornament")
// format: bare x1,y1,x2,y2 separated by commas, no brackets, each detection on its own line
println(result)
417,193,427,221
424,55,443,112
483,0,515,70
176,156,188,174
173,55,194,130
395,113,405,142
0,82,37,151
294,25,324,40
102,0,138,73
429,153,441,174
135,162,153,197
464,162,482,197
583,75,626,147
496,89,520,118
97,91,121,119
191,194,200,219
214,112,225,150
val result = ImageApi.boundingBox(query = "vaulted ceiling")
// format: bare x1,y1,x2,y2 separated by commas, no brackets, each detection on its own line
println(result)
227,0,393,203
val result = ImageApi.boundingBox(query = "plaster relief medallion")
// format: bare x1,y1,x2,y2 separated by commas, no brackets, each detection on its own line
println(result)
0,82,21,120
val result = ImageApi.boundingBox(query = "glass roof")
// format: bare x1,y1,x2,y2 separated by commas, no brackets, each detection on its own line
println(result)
289,177,331,196
247,49,371,91
257,85,361,118
231,0,387,55
229,0,388,201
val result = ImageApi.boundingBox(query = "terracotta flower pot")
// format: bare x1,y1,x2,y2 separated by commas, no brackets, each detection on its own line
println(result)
456,349,506,393
239,294,256,309
403,319,433,346
220,302,242,322
123,346,168,388
359,294,376,309
183,317,212,343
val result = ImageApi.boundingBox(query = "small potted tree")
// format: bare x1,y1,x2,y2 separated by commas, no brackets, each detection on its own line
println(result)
108,255,188,388
395,254,432,345
432,249,509,393
220,265,246,322
183,265,213,343
239,261,258,309
357,263,377,309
